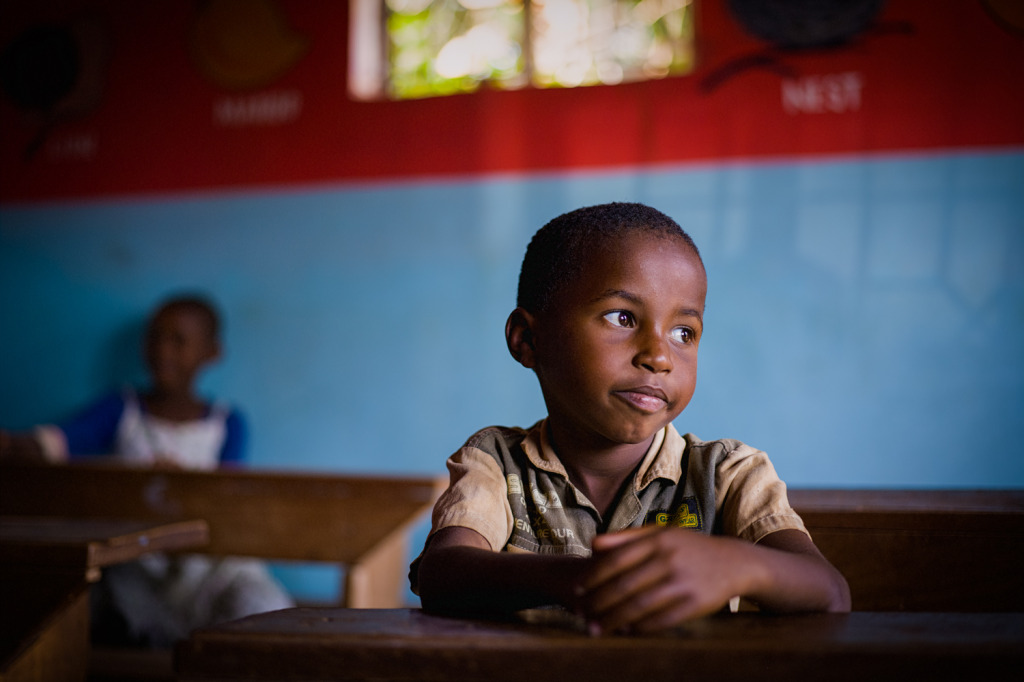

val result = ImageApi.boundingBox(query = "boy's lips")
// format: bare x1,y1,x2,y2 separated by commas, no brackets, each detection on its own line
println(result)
613,385,669,413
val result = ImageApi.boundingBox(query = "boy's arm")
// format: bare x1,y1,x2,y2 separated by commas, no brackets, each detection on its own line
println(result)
749,528,851,612
580,527,850,634
416,526,588,616
0,430,47,464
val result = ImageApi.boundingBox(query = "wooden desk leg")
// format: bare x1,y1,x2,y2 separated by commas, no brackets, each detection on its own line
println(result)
343,529,410,608
1,587,89,682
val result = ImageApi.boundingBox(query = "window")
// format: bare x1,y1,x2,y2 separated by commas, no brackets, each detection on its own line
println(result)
350,0,696,100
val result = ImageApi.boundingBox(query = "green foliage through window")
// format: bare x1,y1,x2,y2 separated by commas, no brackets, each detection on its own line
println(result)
350,0,696,100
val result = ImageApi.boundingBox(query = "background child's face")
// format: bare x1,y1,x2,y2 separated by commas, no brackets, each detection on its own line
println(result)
531,232,707,448
144,307,219,394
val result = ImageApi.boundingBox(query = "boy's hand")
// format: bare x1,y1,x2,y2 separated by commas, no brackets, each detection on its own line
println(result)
0,429,47,464
577,527,755,634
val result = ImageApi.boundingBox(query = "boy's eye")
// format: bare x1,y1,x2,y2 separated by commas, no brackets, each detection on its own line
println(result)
671,327,694,344
603,311,636,328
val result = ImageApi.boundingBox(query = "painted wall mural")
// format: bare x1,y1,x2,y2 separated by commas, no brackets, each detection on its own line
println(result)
1,0,1022,202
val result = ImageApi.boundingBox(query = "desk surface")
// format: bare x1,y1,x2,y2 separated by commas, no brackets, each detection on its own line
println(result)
176,607,1024,682
0,516,209,575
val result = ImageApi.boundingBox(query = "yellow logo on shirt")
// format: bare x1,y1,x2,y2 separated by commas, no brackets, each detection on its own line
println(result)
651,499,702,529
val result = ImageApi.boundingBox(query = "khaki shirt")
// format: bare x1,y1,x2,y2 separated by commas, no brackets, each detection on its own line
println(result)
411,421,806,589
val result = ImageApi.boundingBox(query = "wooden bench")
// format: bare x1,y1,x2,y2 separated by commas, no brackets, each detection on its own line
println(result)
5,466,1021,678
0,462,446,681
789,489,1024,612
1,518,209,682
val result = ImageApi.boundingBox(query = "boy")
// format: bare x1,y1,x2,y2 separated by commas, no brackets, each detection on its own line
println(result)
1,294,292,645
411,202,850,634
0,294,244,467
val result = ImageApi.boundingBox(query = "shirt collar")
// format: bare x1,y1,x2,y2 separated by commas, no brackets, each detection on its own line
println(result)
637,423,684,489
521,420,684,490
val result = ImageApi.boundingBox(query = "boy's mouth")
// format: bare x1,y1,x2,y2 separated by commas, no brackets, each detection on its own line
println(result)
613,386,669,413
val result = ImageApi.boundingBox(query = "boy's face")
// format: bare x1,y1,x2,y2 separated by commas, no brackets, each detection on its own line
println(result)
528,232,707,449
144,307,219,394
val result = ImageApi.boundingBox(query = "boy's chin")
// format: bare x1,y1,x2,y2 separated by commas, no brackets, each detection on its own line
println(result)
606,419,674,446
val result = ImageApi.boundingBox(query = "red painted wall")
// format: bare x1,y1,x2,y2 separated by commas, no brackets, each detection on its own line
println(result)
2,0,1022,202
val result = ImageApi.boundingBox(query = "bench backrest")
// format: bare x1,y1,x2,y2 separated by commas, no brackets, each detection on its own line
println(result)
7,467,1020,612
0,463,446,607
0,463,444,563
789,489,1024,612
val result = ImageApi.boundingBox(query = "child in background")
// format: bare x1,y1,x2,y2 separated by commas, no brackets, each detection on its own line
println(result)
411,203,850,634
1,294,293,645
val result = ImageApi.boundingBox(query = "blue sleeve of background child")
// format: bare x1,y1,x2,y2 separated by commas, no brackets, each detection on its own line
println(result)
58,392,126,456
219,409,247,465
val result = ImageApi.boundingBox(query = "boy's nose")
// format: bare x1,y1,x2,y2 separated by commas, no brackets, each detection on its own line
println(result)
633,331,673,373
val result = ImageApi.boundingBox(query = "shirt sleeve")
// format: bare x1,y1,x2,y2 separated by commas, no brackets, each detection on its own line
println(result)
218,408,247,465
408,444,513,596
428,445,514,553
713,441,808,544
56,392,126,457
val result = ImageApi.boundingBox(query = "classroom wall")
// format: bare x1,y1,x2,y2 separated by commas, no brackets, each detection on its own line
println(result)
4,152,1022,487
2,1,1023,599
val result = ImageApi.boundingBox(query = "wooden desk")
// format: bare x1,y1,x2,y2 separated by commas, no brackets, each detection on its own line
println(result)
175,607,1024,682
0,463,446,608
0,463,444,681
0,517,208,682
0,516,209,581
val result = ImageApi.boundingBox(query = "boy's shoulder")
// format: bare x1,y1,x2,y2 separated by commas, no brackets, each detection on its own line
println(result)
461,423,539,455
682,431,752,453
679,432,783,492
679,431,770,467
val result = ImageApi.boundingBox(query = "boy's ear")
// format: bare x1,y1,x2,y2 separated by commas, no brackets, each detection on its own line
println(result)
505,307,538,369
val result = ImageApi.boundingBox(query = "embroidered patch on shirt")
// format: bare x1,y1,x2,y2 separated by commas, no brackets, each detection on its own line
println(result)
648,497,703,531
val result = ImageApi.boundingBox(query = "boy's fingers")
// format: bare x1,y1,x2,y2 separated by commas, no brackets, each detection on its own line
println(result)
580,527,724,631
586,525,692,590
594,580,696,634
593,576,726,634
590,526,658,553
624,597,704,634
584,554,666,615
581,532,657,592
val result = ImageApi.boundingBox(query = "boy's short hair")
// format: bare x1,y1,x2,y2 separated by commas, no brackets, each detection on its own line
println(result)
154,294,222,340
516,202,703,314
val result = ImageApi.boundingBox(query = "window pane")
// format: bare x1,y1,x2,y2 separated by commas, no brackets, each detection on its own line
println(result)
386,0,526,99
531,0,695,87
350,0,696,100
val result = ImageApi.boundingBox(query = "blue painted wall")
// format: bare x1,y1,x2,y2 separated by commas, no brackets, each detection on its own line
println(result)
3,151,1023,599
